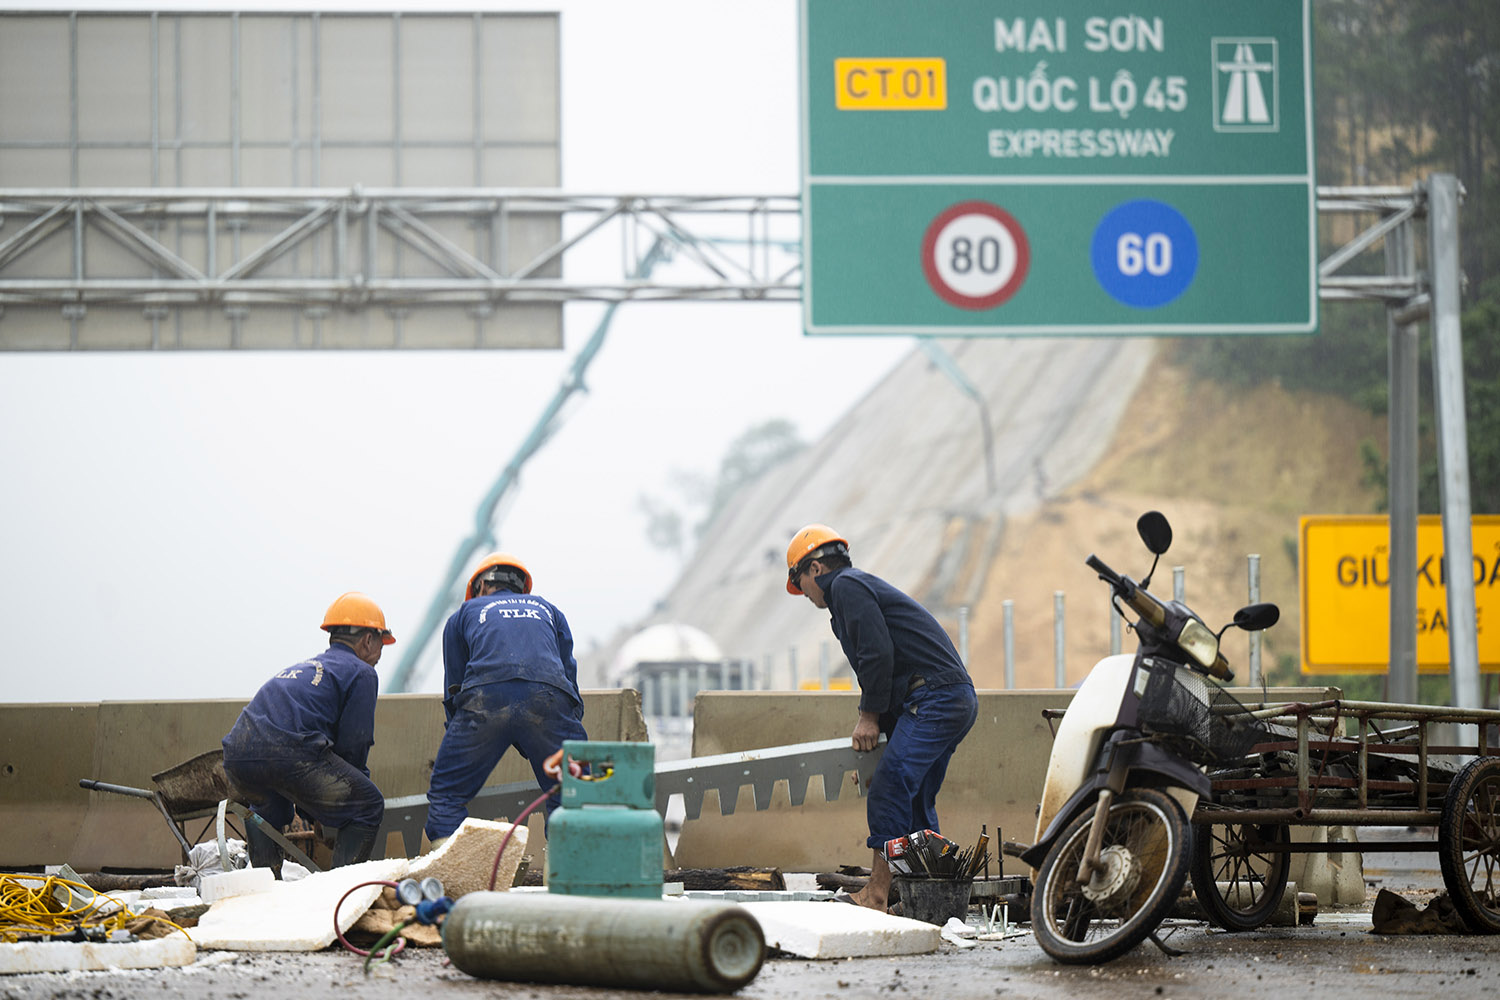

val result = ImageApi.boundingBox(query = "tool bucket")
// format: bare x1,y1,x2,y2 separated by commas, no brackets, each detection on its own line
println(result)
892,876,972,925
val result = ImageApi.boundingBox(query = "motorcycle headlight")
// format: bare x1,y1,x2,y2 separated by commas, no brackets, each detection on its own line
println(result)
1177,618,1220,669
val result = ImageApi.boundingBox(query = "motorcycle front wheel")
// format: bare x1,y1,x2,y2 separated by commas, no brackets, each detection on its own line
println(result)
1030,786,1193,965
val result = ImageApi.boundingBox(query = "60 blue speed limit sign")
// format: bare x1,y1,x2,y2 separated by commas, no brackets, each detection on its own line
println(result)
1090,200,1199,309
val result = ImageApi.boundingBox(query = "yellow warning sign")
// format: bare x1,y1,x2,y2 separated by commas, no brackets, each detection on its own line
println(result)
1299,515,1500,674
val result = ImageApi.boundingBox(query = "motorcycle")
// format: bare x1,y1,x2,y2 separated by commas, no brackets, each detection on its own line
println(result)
1019,511,1280,965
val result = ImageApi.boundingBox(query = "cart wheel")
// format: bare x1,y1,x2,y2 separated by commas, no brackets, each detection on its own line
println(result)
1438,756,1500,934
1191,822,1290,931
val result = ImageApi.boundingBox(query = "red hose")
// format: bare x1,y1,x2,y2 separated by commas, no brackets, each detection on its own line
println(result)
333,880,407,958
488,785,559,891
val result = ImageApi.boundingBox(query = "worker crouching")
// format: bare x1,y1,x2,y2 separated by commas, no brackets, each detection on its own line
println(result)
221,592,392,874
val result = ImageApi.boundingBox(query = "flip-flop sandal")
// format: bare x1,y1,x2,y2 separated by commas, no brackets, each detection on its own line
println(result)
829,892,861,905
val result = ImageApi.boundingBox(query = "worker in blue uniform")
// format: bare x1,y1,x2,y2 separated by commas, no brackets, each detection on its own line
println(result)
222,592,393,874
786,524,978,913
424,552,588,847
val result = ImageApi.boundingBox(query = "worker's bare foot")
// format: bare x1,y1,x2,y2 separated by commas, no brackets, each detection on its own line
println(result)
848,889,888,912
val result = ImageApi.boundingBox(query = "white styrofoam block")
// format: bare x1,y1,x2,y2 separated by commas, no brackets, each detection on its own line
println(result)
145,895,206,916
141,886,199,899
739,900,942,959
199,866,276,902
0,936,196,975
192,857,408,952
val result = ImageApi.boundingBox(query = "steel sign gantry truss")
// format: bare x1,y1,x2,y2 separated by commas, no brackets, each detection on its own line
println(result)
0,188,803,313
0,185,1429,315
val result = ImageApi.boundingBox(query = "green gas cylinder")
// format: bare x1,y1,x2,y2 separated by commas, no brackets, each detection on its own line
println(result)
544,740,663,898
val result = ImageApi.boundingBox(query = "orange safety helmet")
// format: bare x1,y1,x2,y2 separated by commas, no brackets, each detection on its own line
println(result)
321,592,397,645
466,551,533,600
785,524,849,595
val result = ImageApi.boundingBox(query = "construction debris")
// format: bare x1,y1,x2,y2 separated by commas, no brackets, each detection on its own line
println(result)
0,936,195,975
666,867,786,892
1370,889,1470,935
346,887,442,948
191,858,408,951
742,900,940,959
405,817,527,899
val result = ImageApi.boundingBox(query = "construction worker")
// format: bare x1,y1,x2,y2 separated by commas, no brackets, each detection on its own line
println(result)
786,525,978,913
221,592,392,874
424,552,588,847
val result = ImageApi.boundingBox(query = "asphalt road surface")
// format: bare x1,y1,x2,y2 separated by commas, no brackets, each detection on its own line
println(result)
3,833,1496,1000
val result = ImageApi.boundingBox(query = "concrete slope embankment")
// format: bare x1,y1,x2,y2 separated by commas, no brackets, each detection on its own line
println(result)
585,336,1157,686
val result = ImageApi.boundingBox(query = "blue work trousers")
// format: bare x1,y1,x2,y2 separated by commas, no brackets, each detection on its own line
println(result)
223,750,385,833
425,680,588,842
865,681,979,849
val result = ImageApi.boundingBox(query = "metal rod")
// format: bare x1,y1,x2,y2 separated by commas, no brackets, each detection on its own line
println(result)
1003,600,1015,690
1358,721,1369,809
1194,808,1441,827
1296,715,1310,810
1426,174,1481,718
1109,592,1122,656
958,605,969,666
1418,720,1429,808
1247,554,1262,686
1387,213,1419,706
1053,591,1065,689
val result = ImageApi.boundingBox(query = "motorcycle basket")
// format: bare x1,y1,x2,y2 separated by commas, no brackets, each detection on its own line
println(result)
1137,658,1269,765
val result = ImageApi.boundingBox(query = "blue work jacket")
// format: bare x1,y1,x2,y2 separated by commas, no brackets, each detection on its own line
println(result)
817,566,972,720
441,591,581,721
222,642,379,774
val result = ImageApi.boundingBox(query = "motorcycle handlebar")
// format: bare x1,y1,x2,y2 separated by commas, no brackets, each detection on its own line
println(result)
1085,553,1117,583
1086,554,1166,629
1087,553,1236,683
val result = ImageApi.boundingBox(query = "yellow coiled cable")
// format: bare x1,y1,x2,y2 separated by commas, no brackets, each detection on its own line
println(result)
0,873,190,943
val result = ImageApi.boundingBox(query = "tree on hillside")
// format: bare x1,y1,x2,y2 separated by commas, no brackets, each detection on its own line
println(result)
636,419,805,557
1404,0,1500,285
1178,0,1500,514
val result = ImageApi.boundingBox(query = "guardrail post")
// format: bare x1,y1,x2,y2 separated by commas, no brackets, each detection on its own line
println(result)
1053,591,1066,689
1248,553,1262,686
1003,600,1015,689
958,605,970,666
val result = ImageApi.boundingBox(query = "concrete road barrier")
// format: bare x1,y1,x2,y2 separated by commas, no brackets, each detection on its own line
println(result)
0,690,647,870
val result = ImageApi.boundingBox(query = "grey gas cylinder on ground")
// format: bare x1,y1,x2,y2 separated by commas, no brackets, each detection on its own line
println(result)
442,891,765,993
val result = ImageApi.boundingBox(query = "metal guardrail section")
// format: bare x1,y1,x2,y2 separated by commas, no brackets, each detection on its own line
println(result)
376,737,883,858
653,736,884,820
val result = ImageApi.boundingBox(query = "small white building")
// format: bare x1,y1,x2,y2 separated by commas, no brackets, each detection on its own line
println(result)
609,623,755,760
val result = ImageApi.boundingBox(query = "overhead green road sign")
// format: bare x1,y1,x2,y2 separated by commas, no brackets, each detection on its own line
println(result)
799,0,1316,336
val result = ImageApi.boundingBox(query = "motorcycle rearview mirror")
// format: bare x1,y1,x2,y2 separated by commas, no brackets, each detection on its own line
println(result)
1135,511,1172,589
1136,511,1172,553
1233,602,1280,632
1217,602,1281,640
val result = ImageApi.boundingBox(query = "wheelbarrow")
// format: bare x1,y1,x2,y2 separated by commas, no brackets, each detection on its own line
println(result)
79,748,322,875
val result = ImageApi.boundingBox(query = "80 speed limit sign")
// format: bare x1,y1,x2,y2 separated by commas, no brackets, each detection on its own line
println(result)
920,201,1030,310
